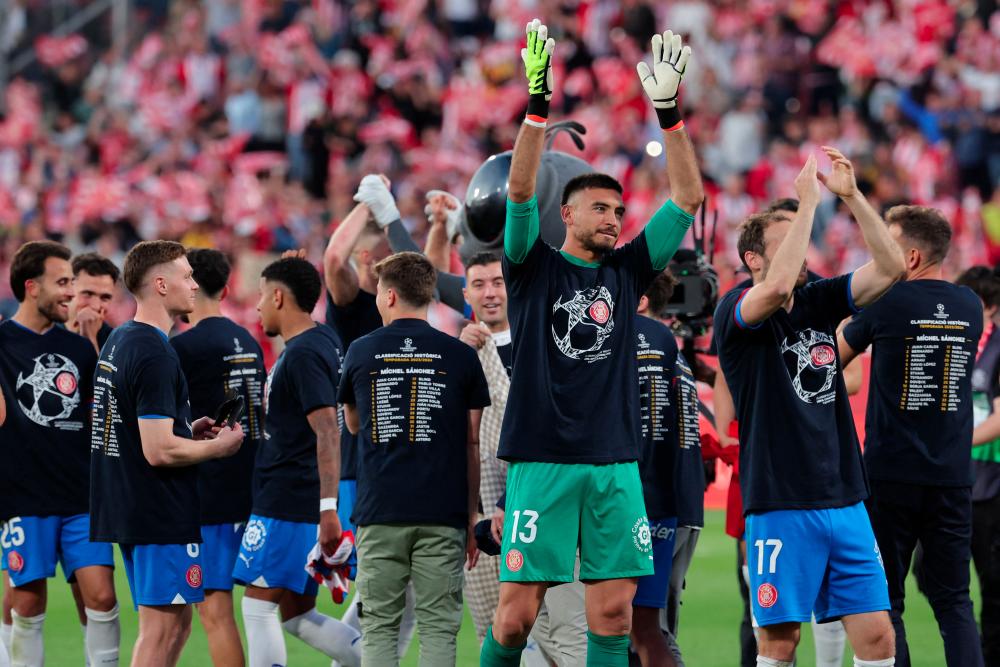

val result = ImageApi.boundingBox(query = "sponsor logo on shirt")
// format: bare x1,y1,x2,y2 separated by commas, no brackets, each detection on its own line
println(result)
933,303,949,320
233,337,243,354
779,329,838,405
15,353,83,429
757,583,778,608
551,286,616,363
400,337,417,353
242,519,267,552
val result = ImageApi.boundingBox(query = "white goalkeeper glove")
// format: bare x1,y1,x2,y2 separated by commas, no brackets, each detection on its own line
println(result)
636,30,692,128
425,190,463,242
354,174,400,229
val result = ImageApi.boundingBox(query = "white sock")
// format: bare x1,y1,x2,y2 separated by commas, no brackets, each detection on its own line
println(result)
812,618,846,667
757,658,793,667
81,624,90,667
0,624,10,653
10,611,44,667
85,606,119,666
0,640,9,667
854,659,894,666
332,595,363,667
242,598,286,667
397,582,417,658
282,609,361,667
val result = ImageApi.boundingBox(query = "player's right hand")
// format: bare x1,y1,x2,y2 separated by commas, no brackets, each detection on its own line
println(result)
490,507,505,545
319,510,344,556
459,322,490,350
794,154,821,206
354,174,400,229
521,19,555,100
816,146,859,199
214,423,244,458
425,190,462,241
76,306,103,341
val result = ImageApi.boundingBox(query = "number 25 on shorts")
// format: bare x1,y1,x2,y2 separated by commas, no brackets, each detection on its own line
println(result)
754,538,783,575
509,510,538,544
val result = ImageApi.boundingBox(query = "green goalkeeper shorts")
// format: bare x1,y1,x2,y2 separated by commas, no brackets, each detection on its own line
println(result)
499,461,654,583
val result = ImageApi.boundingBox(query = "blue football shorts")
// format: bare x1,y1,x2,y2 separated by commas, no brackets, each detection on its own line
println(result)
232,514,319,596
633,517,678,609
746,502,890,626
120,542,204,609
0,515,113,586
338,479,358,580
200,522,246,591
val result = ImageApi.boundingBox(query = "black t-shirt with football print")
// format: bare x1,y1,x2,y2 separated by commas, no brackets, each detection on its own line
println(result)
0,320,97,518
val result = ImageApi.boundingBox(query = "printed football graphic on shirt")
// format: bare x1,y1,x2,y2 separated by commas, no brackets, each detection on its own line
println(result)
15,353,82,428
551,286,615,362
779,329,838,404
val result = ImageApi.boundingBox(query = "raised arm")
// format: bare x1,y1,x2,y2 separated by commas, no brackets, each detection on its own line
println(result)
323,202,370,306
736,156,821,326
817,146,905,307
635,30,703,268
309,406,343,554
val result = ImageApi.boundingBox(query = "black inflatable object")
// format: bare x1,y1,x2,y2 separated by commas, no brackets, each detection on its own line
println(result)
459,122,594,262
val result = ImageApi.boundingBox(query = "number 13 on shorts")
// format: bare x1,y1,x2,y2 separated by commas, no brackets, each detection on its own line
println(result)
754,538,782,575
509,510,538,544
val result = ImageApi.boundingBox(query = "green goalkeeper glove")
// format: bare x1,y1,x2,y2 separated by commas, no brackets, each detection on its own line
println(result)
521,19,555,101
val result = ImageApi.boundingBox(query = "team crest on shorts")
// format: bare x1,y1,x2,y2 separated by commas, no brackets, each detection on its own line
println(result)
757,583,778,608
506,549,524,572
242,519,267,552
186,564,202,588
7,551,23,573
632,517,652,554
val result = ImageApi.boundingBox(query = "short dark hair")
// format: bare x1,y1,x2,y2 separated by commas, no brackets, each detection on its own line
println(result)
955,266,1000,308
187,248,231,297
464,251,501,273
261,257,322,313
766,198,799,213
643,270,679,317
71,253,120,283
123,241,186,294
561,173,623,206
885,205,951,265
373,252,436,308
10,241,72,302
736,210,790,270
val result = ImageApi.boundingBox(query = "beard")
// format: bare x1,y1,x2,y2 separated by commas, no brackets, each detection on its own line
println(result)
578,230,616,256
37,295,68,324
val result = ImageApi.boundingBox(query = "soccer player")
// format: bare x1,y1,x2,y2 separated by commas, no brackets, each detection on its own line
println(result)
90,241,244,667
234,257,361,667
338,251,490,664
955,266,1000,663
0,241,119,667
632,272,682,667
480,20,703,667
170,249,266,667
838,207,985,666
67,253,119,353
714,147,905,667
460,252,589,664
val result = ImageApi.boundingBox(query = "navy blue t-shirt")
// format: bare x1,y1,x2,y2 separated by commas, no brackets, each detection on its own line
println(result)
90,321,198,544
635,315,679,520
500,234,659,463
843,280,982,486
254,324,342,524
325,289,383,480
0,321,97,518
674,353,705,527
337,318,491,529
171,317,266,525
96,322,113,350
714,274,867,514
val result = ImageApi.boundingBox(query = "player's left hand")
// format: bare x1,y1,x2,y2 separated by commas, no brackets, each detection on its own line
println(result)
280,249,307,260
75,307,103,342
192,416,219,440
466,521,480,570
636,30,692,109
490,507,504,545
425,190,462,242
354,174,400,229
320,509,344,556
817,146,858,199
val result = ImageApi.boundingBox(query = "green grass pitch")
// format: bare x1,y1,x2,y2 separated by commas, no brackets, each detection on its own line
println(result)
29,510,978,665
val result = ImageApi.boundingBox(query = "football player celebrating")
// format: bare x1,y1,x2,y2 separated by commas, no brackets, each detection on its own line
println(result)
66,253,119,353
481,20,703,667
0,241,119,667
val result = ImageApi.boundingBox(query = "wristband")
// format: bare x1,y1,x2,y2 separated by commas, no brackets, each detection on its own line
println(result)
524,95,549,128
320,497,338,512
655,106,684,131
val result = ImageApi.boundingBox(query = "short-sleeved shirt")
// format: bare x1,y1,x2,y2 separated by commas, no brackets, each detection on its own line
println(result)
337,318,491,529
634,315,679,520
171,317,266,525
674,353,705,527
972,325,1000,501
714,274,867,514
325,289,382,480
0,320,97,518
253,324,342,524
96,322,114,350
843,280,982,486
500,199,665,463
90,321,198,544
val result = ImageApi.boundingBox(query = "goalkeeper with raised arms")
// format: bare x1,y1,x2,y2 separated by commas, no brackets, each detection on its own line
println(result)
480,19,704,667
